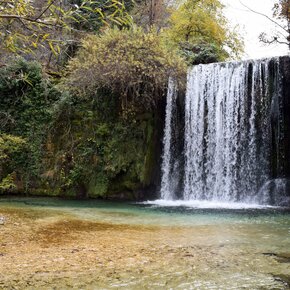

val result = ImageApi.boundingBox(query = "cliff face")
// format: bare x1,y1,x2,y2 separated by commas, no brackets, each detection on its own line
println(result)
269,56,290,179
275,56,290,203
41,95,166,200
280,56,290,179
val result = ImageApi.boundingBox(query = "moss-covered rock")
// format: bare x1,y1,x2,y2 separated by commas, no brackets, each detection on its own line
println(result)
41,90,164,200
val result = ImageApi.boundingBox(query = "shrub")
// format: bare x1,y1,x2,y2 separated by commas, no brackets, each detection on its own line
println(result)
63,27,186,111
0,134,27,193
0,58,60,191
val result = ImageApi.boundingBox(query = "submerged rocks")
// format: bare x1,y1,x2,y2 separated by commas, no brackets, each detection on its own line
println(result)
0,216,5,225
273,275,290,288
263,252,290,263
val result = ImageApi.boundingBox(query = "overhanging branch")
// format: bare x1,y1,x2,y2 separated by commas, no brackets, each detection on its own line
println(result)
239,1,288,33
34,0,57,22
0,14,59,27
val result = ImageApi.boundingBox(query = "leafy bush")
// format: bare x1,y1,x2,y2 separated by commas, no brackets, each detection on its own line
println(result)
63,27,186,111
0,58,58,135
0,58,60,191
179,41,222,65
0,134,27,194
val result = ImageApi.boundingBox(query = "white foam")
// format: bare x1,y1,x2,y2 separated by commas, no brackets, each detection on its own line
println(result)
141,199,278,209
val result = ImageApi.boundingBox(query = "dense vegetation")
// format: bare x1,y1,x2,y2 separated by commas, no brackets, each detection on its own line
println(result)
0,0,244,199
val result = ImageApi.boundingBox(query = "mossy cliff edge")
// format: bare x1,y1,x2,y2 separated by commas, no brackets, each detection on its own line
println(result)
0,58,166,200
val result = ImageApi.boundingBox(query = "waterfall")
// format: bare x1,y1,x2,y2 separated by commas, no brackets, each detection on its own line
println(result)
160,57,286,205
160,78,178,200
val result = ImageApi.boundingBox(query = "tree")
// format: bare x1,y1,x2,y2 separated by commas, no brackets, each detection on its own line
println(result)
165,0,243,64
259,0,290,50
0,0,132,63
240,0,289,50
131,0,169,31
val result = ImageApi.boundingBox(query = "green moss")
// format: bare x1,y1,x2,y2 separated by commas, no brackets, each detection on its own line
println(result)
141,119,155,186
46,93,151,198
88,174,109,198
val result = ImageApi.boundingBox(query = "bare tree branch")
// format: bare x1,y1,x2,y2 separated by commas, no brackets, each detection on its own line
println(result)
34,0,57,21
0,14,58,26
239,1,288,33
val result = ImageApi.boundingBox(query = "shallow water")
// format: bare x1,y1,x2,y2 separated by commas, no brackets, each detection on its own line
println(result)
0,197,290,289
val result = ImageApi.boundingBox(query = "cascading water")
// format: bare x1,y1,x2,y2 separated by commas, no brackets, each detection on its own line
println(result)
160,57,288,205
160,78,178,200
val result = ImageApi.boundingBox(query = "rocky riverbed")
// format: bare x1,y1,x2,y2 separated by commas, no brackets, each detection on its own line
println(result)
0,204,290,289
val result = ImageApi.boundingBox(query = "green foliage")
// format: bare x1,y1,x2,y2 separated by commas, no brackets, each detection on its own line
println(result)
63,27,186,111
0,134,26,162
0,174,17,193
0,58,58,135
0,134,27,194
179,41,221,65
165,0,243,63
0,58,60,191
0,0,132,56
72,0,135,32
